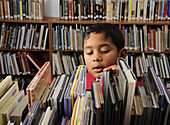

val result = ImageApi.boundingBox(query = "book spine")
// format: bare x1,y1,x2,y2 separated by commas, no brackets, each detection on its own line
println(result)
9,0,14,19
81,0,84,20
163,1,167,20
16,0,20,19
90,0,94,20
13,0,17,19
25,0,29,19
102,0,106,20
65,0,69,20
23,52,30,74
4,0,8,19
7,0,11,20
161,0,165,20
0,2,4,19
19,0,23,20
69,1,72,20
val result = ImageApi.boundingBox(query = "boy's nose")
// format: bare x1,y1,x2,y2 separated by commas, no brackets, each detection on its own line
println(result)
93,54,102,62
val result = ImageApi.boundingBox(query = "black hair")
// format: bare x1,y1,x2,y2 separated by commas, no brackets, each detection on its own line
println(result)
83,23,124,52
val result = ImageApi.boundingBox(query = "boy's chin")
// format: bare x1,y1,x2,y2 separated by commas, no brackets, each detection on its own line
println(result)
93,73,101,79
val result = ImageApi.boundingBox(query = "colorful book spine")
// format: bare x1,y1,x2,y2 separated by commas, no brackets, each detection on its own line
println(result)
19,0,23,20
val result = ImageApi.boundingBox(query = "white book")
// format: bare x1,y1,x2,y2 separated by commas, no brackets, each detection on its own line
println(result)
28,0,32,19
3,53,9,74
12,53,20,75
44,0,61,17
152,55,159,75
19,26,26,49
0,52,5,74
62,54,70,75
164,25,168,51
160,57,166,78
155,30,158,52
74,30,78,51
0,23,6,48
54,53,61,74
140,29,143,51
131,55,134,71
136,0,141,20
6,53,14,75
143,0,148,20
41,107,52,125
142,53,147,73
115,0,120,20
106,0,112,20
16,28,21,49
161,53,170,78
151,0,156,20
37,25,44,49
61,27,64,50
54,27,59,50
149,0,153,20
29,29,35,49
71,55,76,69
41,28,48,50
66,55,74,74
51,74,66,107
69,26,73,50
158,28,161,52
4,90,25,122
131,0,137,20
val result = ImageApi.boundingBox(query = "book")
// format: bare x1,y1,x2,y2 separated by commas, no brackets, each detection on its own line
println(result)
0,75,13,97
26,62,51,109
44,0,61,17
50,74,67,107
0,81,19,125
118,58,137,125
26,52,44,70
2,90,25,124
9,95,28,125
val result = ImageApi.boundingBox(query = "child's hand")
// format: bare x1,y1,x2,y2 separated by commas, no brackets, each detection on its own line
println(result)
100,65,120,76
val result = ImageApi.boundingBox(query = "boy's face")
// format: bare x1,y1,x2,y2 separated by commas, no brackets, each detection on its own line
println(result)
84,33,119,78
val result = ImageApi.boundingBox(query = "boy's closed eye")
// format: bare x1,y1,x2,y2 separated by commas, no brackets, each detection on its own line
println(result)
101,50,110,54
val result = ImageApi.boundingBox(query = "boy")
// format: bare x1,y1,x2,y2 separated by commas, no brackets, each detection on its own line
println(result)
83,23,127,89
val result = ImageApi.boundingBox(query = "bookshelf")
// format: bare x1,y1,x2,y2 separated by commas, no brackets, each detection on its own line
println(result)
0,18,170,77
0,1,170,125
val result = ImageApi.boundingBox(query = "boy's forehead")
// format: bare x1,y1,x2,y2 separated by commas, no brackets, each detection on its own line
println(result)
84,33,113,45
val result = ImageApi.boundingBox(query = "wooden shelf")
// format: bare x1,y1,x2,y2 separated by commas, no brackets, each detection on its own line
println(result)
53,49,83,52
1,18,170,25
0,48,49,52
127,50,168,54
0,19,50,24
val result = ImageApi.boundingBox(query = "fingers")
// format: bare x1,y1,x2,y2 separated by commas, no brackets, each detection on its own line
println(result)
103,65,119,72
100,65,120,76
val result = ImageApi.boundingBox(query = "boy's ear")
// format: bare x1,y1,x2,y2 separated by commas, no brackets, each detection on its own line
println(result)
119,48,127,58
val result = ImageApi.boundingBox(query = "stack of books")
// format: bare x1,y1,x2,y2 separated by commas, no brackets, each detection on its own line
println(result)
0,58,169,125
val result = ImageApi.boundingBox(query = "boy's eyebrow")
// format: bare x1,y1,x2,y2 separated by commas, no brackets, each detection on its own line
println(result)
84,43,111,49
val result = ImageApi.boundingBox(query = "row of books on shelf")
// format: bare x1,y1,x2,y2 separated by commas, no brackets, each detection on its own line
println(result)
60,0,170,21
0,23,49,50
52,24,85,51
53,24,170,52
122,24,170,52
126,53,170,80
1,59,170,125
0,51,45,75
52,52,85,75
0,0,44,20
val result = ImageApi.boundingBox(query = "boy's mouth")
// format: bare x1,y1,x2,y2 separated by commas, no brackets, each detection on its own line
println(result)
93,66,103,73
